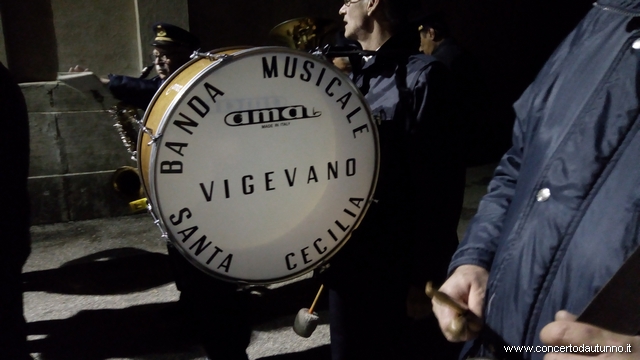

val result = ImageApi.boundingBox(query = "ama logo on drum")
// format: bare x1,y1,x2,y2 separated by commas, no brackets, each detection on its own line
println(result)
224,105,321,126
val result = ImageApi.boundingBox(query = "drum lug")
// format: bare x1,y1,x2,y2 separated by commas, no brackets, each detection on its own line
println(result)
136,119,162,145
238,284,269,297
315,263,331,276
146,133,162,146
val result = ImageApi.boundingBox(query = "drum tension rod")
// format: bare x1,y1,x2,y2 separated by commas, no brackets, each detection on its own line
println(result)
147,202,168,240
135,119,161,145
190,51,232,62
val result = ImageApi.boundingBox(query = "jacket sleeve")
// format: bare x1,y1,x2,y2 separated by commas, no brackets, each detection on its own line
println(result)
407,62,466,287
447,115,525,274
108,74,160,110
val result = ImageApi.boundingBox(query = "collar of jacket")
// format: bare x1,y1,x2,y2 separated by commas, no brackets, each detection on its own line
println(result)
359,30,419,71
432,38,455,53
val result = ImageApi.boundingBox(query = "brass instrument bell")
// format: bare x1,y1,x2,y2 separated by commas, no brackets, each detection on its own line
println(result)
269,17,340,51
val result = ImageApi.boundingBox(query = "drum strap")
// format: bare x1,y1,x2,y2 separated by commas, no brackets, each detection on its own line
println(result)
576,243,640,335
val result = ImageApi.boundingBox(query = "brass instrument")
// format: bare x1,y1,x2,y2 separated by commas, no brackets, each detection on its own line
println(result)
110,102,140,161
108,64,155,210
111,165,144,203
109,104,146,211
269,17,340,51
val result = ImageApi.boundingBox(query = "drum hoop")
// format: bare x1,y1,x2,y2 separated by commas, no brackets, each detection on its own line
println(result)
148,46,380,284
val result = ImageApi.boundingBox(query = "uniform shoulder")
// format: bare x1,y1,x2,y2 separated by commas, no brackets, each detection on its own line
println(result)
407,53,443,71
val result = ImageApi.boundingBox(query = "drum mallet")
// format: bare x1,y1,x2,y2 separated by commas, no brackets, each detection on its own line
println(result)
425,281,483,338
293,284,324,338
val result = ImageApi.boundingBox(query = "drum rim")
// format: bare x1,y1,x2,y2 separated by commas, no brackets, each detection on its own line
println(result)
148,46,380,285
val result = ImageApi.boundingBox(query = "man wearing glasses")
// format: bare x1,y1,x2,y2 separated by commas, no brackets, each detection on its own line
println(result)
322,0,465,359
70,23,199,109
106,23,199,109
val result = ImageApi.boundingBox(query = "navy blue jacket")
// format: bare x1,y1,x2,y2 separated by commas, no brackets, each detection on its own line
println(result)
450,1,640,357
108,74,163,110
327,33,465,288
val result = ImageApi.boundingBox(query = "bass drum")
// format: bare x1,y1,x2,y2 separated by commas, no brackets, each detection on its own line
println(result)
138,46,379,284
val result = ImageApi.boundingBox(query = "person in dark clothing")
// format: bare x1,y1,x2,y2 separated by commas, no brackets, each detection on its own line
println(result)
432,1,640,359
417,14,491,166
143,24,252,360
75,23,251,360
0,62,32,360
106,23,199,109
324,0,465,359
70,23,199,109
144,24,252,360
417,14,458,67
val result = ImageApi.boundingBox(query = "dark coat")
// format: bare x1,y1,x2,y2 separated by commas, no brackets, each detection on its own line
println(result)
108,74,163,109
450,1,640,357
0,62,30,266
327,33,465,288
0,62,31,359
324,31,465,360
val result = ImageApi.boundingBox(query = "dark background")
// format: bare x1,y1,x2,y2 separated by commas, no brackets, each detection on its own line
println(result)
187,0,593,164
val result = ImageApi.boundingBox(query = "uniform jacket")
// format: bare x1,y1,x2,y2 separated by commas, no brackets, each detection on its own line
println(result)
450,1,640,358
327,32,465,288
108,74,163,110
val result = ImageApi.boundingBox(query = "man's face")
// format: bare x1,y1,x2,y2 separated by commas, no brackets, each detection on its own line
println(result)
152,46,192,80
339,0,370,41
418,30,436,55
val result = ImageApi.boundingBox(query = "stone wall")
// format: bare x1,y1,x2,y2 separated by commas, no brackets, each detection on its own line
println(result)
23,82,135,225
0,0,190,225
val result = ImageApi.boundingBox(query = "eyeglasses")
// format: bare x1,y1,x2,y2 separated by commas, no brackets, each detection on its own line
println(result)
150,52,173,64
343,0,362,6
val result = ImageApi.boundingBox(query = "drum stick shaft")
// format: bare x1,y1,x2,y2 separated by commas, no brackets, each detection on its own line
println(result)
309,284,324,314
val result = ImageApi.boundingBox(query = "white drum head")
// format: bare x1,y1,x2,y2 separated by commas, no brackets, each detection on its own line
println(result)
149,47,379,284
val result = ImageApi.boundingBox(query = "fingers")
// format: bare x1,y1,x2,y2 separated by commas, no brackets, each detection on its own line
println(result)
428,282,480,331
69,65,88,72
540,311,640,359
540,311,606,346
554,310,577,322
541,318,630,347
466,276,487,320
432,297,468,341
429,265,489,342
426,281,466,313
429,287,482,339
